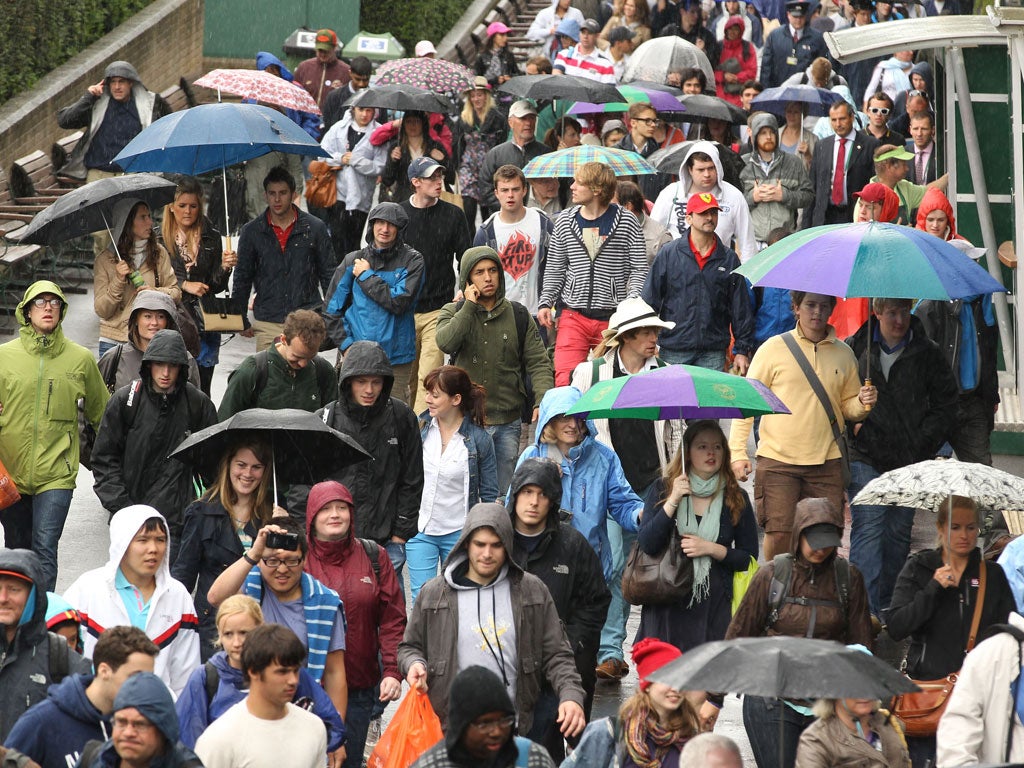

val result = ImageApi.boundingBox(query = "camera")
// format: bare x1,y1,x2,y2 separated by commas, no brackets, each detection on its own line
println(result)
265,532,300,551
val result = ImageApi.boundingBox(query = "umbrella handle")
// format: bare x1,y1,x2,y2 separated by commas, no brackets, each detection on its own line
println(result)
864,377,872,412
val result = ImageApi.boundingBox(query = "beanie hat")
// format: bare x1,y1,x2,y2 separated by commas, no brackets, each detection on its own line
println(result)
445,666,515,750
632,637,682,690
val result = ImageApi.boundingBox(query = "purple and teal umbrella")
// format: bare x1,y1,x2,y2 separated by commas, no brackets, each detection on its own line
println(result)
565,364,791,420
734,222,1007,300
568,84,687,116
523,145,655,178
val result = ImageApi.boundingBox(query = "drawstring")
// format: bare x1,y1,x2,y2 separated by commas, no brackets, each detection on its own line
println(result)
477,588,509,689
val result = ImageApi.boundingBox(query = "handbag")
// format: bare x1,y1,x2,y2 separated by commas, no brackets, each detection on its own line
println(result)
621,530,694,606
732,555,759,615
200,293,245,332
0,456,20,510
782,333,852,486
891,560,987,737
305,160,338,209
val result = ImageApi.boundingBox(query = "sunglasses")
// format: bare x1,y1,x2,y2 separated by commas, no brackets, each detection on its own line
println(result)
867,107,890,115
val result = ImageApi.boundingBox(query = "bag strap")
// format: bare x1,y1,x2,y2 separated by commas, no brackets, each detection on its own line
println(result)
358,538,381,581
251,349,271,405
781,333,846,450
966,560,987,652
203,660,220,711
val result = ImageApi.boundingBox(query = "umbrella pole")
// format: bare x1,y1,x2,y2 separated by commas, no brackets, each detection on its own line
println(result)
100,211,122,261
272,443,279,507
221,166,232,253
864,313,872,412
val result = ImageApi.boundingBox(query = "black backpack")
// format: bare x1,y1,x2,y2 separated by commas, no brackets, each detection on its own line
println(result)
765,553,850,635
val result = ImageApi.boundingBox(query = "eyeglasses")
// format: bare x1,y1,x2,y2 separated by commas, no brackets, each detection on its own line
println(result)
113,716,156,732
634,118,662,126
262,556,303,568
469,715,516,733
867,107,890,116
31,298,63,308
908,90,927,98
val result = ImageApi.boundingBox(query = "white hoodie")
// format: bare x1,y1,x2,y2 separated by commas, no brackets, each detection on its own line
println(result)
650,140,758,262
63,504,200,696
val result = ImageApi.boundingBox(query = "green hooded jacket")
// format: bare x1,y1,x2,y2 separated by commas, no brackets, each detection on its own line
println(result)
0,281,109,493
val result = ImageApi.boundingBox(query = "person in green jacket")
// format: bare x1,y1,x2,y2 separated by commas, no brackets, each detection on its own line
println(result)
0,280,109,591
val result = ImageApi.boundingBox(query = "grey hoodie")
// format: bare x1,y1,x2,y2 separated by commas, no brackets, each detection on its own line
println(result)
740,113,815,239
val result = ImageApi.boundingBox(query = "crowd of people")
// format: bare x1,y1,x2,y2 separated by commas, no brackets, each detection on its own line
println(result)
0,0,1015,766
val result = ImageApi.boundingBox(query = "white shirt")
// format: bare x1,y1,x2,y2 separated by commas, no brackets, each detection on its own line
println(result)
195,701,327,768
418,420,470,534
493,207,544,314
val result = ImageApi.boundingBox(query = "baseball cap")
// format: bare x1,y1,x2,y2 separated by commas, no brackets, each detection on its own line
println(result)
414,40,437,57
581,18,601,33
802,523,842,551
509,100,538,118
408,156,445,180
853,182,889,204
687,192,721,214
0,569,32,584
487,21,511,36
557,17,581,41
607,26,637,43
315,29,338,51
874,147,915,162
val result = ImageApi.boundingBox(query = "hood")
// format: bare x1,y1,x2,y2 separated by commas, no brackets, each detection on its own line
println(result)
112,671,179,747
444,503,523,576
16,279,68,327
128,291,180,348
915,188,958,240
255,51,294,82
509,457,563,514
105,61,141,84
790,497,844,560
141,329,189,389
365,202,409,245
831,85,857,115
110,197,143,246
749,112,779,145
45,591,81,630
338,341,395,405
909,61,933,94
306,480,356,545
457,246,506,301
106,505,172,580
677,140,724,195
0,549,46,637
724,14,745,31
47,673,103,724
444,666,516,755
533,386,593,447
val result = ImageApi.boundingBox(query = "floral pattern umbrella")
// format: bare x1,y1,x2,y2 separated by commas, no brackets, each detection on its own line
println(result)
194,69,321,115
523,145,655,178
850,459,1024,512
374,57,476,95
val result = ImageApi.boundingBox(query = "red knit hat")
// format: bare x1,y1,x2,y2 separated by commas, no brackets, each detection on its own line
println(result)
632,637,682,690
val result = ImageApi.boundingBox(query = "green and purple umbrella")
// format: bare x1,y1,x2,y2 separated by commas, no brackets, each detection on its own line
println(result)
568,84,687,116
523,145,655,178
565,364,790,420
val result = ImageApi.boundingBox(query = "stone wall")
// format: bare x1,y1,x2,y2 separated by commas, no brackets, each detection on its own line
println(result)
0,0,204,175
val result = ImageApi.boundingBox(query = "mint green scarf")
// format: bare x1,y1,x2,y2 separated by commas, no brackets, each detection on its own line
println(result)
675,472,724,607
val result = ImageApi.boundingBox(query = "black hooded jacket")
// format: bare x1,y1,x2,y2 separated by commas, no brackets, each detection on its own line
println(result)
293,341,423,543
91,330,218,534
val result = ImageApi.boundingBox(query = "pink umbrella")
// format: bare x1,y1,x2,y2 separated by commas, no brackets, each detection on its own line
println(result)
194,69,321,115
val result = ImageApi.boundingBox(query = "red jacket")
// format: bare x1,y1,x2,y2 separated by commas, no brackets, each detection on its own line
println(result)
715,17,758,106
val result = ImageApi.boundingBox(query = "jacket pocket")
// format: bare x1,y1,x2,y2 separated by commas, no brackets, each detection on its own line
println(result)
46,376,79,423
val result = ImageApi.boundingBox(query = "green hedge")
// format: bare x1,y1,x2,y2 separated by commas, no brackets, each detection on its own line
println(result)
0,0,151,104
361,0,476,59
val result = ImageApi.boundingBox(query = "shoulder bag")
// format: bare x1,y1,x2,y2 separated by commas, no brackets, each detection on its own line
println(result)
622,527,694,606
891,560,987,737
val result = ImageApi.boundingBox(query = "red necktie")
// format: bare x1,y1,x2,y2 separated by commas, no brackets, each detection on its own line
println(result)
831,137,847,206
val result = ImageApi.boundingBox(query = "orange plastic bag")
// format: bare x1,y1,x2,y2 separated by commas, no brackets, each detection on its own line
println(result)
367,688,443,768
0,457,20,511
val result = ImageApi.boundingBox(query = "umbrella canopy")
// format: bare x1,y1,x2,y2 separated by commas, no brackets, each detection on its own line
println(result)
523,145,655,178
342,31,406,62
13,174,176,246
648,636,919,700
677,94,748,124
375,57,476,95
497,74,623,104
622,37,715,88
751,84,843,118
568,84,688,116
112,103,329,176
734,222,1008,300
193,69,321,115
646,141,696,175
347,84,451,114
565,364,791,420
169,408,371,488
851,459,1024,512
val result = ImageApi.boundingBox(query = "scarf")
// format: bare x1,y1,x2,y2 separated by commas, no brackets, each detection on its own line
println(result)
131,239,148,269
675,472,723,607
174,228,197,270
625,711,689,768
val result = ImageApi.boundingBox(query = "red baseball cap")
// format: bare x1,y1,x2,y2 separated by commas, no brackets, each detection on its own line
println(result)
687,192,721,214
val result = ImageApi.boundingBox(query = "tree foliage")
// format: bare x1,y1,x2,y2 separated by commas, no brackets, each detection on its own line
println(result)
360,0,476,59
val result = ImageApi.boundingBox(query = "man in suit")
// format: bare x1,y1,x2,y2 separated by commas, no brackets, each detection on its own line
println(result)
806,100,879,226
906,112,938,184
760,0,830,89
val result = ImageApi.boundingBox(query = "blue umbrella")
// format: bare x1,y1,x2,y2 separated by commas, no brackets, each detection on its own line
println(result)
751,84,843,118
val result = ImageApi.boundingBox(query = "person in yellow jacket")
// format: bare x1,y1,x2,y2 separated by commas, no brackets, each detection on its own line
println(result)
0,280,109,590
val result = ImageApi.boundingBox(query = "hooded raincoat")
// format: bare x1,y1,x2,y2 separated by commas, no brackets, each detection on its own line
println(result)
320,110,386,214
740,113,815,239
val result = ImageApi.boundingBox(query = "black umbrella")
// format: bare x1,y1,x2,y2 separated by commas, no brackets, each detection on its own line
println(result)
346,84,451,113
646,141,696,175
169,408,372,504
13,174,177,245
677,94,748,124
497,74,622,105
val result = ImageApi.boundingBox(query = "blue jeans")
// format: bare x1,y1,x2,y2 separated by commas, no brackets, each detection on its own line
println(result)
406,530,461,604
344,687,377,768
384,539,406,586
485,420,522,498
1,488,74,592
848,460,916,618
658,348,727,371
742,696,815,768
97,340,116,358
599,516,636,663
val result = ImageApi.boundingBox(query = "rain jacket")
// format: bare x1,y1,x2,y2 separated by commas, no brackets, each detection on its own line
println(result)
303,481,407,691
63,506,201,696
436,247,554,426
97,291,200,392
795,709,910,768
253,52,320,139
91,330,218,537
0,281,109,494
398,504,586,733
514,387,643,580
740,113,815,240
650,141,759,261
726,499,874,646
714,17,758,106
300,342,423,543
174,649,344,751
56,61,171,179
217,342,337,419
4,673,108,768
323,204,424,364
0,550,91,743
320,111,386,214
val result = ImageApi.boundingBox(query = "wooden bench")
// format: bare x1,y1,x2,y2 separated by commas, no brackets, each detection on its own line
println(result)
161,83,190,113
0,168,44,224
10,150,70,204
51,131,86,186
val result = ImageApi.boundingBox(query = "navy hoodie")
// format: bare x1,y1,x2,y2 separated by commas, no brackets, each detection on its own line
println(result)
5,673,108,768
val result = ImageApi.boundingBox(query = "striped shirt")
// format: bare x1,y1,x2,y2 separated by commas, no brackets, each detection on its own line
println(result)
553,45,617,84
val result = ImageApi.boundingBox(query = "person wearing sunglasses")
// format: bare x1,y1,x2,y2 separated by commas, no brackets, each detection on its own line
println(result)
863,92,905,147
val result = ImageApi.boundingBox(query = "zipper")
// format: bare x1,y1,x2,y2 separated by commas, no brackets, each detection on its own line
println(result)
46,379,53,415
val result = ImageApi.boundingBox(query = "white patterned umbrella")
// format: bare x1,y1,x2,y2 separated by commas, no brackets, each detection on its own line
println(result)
851,458,1024,512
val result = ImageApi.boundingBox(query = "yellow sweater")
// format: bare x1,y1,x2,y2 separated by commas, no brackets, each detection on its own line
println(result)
729,326,867,465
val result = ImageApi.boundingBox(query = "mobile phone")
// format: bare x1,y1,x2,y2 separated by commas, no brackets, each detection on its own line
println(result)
266,532,300,551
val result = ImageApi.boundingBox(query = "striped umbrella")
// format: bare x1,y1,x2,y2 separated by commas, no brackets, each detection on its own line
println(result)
568,84,687,115
523,145,655,178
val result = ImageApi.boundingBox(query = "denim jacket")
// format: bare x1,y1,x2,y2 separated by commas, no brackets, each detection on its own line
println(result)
418,413,499,527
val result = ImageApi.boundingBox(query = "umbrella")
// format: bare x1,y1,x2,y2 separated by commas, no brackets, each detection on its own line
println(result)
523,145,655,178
646,141,696,174
751,84,843,118
169,408,372,505
375,57,476,95
622,37,715,88
193,69,321,115
677,94,748,124
346,84,451,114
565,364,791,420
13,174,177,246
497,74,623,105
851,459,1024,512
568,84,688,116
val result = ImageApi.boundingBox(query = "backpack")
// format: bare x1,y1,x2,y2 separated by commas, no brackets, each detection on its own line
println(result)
78,739,202,768
47,631,70,683
765,553,850,635
305,160,338,209
248,348,337,408
513,736,533,768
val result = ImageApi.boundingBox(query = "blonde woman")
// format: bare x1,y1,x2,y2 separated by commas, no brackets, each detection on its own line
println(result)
795,691,910,768
600,0,652,46
456,77,505,227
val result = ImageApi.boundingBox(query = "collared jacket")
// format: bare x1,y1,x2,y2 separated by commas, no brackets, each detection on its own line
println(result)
741,116,815,240
418,413,499,520
231,207,336,324
759,24,829,89
795,709,910,768
320,112,386,213
0,281,108,494
217,343,337,420
398,504,586,733
161,216,230,335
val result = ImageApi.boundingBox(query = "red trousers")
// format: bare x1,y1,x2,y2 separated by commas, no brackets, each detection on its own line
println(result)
553,309,609,386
